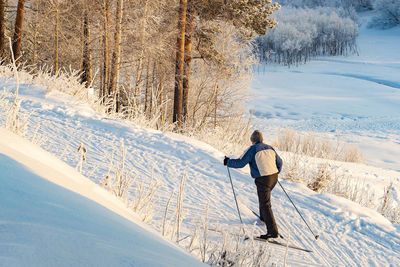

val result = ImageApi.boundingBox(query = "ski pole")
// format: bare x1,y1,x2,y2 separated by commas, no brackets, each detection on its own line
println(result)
277,180,319,240
226,166,243,224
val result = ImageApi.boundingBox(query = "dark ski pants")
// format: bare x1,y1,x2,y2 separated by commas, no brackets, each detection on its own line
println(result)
255,173,279,235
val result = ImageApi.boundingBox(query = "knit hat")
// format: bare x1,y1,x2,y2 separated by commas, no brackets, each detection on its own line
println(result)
250,130,263,143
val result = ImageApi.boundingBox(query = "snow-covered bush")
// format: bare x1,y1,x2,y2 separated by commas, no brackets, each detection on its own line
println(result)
256,7,359,66
308,163,332,192
0,59,31,137
100,139,161,223
369,0,400,29
206,233,273,266
75,143,87,174
186,205,275,266
102,139,138,199
0,91,30,136
276,129,364,163
379,182,400,223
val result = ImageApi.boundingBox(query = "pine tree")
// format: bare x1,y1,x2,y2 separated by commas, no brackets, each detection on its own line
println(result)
0,0,5,61
13,0,26,62
108,0,124,112
182,2,194,121
100,0,111,101
81,1,92,88
175,0,280,129
173,0,188,128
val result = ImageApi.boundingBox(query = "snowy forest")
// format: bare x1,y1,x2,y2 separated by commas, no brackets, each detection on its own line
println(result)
256,0,400,66
0,0,399,138
0,0,280,142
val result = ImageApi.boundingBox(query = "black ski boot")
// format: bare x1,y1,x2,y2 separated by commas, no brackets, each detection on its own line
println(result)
258,233,279,240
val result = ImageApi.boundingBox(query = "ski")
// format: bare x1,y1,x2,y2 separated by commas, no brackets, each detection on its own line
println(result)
245,206,312,252
254,237,313,253
209,228,313,253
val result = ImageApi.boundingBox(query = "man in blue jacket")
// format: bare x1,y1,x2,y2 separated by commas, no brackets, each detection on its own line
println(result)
224,130,283,239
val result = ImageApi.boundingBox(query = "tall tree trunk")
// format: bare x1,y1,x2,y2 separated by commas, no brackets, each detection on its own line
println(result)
54,0,59,73
182,3,194,122
158,63,165,127
133,0,148,112
0,0,5,61
144,57,150,115
159,79,164,125
108,0,124,112
32,0,40,65
12,0,26,62
214,86,218,128
101,0,111,100
149,60,156,118
81,5,92,88
173,0,187,129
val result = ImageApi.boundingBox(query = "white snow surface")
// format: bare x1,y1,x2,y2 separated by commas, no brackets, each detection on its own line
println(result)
251,26,400,172
0,129,205,267
0,27,400,266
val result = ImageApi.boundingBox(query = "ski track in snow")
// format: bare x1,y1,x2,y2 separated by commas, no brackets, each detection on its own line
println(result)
297,71,400,90
3,83,397,266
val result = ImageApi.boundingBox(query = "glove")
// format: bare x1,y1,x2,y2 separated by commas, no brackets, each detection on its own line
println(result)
223,156,230,166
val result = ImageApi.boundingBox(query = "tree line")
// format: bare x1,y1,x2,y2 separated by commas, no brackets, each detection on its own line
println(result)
0,0,280,132
255,6,359,66
369,0,400,29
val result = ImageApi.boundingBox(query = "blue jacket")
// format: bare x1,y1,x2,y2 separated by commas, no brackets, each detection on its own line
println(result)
227,142,283,178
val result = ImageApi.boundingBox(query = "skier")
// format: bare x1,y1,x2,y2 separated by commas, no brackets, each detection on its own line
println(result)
224,130,283,239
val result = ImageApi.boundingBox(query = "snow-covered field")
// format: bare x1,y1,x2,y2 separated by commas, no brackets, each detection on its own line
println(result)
1,24,399,267
251,26,400,172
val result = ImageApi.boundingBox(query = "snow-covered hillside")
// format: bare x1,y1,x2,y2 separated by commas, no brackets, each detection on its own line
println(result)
0,128,205,267
1,70,399,266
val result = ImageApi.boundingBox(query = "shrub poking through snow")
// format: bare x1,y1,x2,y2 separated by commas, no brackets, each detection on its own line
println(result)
76,143,87,173
0,90,31,137
102,139,137,199
130,171,161,223
308,162,332,192
380,182,395,217
277,128,364,163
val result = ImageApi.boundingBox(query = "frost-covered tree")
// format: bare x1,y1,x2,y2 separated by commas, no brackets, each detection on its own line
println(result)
23,0,84,70
256,7,358,66
369,0,400,29
4,0,274,138
188,20,255,131
278,0,372,11
173,0,280,128
108,0,124,112
355,0,374,11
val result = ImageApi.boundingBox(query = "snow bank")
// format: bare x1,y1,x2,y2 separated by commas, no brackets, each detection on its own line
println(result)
0,129,204,267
